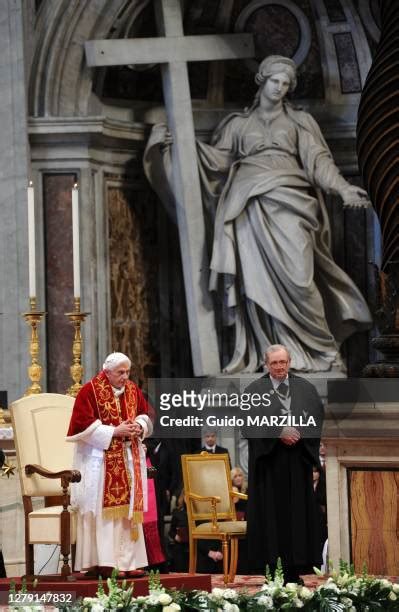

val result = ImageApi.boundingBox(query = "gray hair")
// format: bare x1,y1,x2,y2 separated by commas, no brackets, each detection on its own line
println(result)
103,352,131,371
264,344,291,362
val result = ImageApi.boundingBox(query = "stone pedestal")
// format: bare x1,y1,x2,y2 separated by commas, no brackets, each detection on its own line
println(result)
324,403,399,575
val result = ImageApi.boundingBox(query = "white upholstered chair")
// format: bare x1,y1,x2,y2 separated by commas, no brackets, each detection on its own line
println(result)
10,393,81,577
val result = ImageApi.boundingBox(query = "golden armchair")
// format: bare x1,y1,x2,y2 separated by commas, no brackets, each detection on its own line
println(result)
10,393,81,577
181,452,247,584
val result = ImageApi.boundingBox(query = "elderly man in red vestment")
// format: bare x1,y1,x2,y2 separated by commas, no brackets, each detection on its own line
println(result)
66,352,153,577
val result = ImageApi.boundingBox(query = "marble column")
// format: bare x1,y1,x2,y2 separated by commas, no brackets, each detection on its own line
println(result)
0,1,34,402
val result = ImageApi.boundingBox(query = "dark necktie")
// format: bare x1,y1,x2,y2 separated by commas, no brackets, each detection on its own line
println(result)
277,381,289,399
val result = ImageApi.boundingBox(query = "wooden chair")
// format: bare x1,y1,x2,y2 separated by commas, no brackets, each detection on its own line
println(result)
181,452,247,584
10,393,81,577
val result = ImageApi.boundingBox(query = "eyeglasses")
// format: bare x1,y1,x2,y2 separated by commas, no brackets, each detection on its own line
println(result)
268,360,288,366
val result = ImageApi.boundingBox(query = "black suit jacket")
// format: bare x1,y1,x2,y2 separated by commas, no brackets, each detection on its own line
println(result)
243,372,323,454
245,372,324,569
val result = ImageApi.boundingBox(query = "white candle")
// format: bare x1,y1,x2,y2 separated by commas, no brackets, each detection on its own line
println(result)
72,184,80,299
27,181,36,298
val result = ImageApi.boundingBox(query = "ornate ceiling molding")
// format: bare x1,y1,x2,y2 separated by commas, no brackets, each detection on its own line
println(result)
29,0,150,117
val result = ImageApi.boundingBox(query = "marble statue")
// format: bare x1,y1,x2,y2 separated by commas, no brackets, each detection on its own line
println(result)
144,56,372,374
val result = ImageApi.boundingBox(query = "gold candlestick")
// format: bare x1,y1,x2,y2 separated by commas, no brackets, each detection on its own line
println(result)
66,297,89,397
23,297,46,395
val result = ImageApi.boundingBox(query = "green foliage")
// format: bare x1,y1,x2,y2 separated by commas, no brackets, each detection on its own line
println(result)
7,563,399,611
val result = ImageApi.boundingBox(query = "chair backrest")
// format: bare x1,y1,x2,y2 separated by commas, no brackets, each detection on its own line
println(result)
181,453,236,522
11,393,75,498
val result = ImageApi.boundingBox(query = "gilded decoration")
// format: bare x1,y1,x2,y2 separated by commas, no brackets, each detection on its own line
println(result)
108,183,159,383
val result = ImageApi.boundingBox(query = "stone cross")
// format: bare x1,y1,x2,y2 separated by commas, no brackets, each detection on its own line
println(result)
85,0,254,375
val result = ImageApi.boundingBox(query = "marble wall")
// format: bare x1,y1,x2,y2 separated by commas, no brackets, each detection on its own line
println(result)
324,404,399,573
349,469,399,575
43,173,76,393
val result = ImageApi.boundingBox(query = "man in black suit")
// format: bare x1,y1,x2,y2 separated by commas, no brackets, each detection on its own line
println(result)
245,344,324,583
200,428,231,466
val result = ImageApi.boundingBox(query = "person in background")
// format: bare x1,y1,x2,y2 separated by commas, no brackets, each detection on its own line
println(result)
168,488,224,574
168,489,189,572
200,428,231,466
319,440,327,471
145,437,176,548
231,466,249,574
314,440,328,561
231,466,248,521
142,444,167,572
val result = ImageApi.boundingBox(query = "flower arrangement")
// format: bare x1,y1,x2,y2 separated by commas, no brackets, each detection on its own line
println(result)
310,561,399,611
13,564,399,611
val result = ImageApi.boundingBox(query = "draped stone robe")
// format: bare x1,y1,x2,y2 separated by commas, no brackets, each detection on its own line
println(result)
144,103,372,373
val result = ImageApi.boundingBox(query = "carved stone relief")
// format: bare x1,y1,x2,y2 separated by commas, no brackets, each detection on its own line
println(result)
108,180,160,384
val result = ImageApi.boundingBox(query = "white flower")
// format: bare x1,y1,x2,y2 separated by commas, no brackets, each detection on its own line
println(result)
337,572,350,586
91,605,105,612
299,586,313,600
293,598,304,608
158,593,173,605
389,591,397,601
163,605,181,612
380,578,392,588
393,583,399,593
266,585,279,597
255,595,274,609
223,603,239,612
221,588,238,600
147,594,162,605
285,582,298,592
211,588,225,599
322,580,339,593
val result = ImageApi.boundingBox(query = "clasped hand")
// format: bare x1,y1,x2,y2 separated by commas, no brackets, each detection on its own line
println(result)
114,420,143,438
280,426,301,446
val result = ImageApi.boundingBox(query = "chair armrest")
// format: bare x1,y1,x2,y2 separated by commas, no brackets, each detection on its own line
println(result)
25,464,81,481
186,493,221,531
187,493,221,503
229,491,248,501
25,464,81,512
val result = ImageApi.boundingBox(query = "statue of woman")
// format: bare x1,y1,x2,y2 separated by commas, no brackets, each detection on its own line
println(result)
145,55,372,373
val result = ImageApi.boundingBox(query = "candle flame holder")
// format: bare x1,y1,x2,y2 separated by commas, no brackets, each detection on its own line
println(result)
65,297,89,397
23,297,46,395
